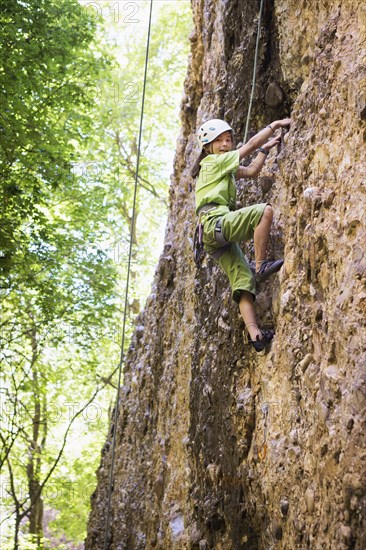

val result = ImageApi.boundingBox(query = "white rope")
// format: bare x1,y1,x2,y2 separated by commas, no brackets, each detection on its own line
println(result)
102,1,154,547
243,0,265,143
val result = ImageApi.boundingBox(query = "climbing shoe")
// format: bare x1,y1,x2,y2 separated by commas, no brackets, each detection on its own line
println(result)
251,259,284,283
249,329,274,352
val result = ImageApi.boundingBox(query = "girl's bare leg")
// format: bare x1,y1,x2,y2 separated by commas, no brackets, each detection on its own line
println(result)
254,205,273,272
239,291,262,340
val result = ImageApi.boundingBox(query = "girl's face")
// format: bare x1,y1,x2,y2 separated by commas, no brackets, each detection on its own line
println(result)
211,131,233,154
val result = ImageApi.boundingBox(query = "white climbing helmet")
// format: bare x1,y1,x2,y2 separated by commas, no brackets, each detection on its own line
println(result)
197,119,233,149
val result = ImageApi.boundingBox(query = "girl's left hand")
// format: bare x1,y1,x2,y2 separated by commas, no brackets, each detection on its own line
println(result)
261,135,281,153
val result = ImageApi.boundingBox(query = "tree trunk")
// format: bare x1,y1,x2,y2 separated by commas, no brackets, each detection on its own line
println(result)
27,324,45,541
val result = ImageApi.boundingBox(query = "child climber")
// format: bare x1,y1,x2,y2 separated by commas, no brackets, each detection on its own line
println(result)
193,117,291,352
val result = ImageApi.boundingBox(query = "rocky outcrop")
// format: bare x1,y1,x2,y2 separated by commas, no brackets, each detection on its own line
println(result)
86,1,366,548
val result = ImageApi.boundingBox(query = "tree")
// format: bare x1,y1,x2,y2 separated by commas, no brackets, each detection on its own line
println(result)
0,1,192,546
0,0,119,546
0,0,110,281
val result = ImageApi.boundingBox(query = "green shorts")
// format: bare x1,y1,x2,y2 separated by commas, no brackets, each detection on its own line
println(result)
202,203,268,303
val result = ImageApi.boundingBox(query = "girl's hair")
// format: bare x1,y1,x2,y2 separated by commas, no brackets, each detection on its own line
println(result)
191,131,235,179
191,147,210,179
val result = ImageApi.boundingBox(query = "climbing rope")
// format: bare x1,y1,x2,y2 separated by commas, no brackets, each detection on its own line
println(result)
103,1,154,547
243,0,265,144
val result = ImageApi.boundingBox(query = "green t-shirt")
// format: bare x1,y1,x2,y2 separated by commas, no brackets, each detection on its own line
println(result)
195,150,240,214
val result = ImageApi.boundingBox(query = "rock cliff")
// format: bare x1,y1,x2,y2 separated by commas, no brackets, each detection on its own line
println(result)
86,1,366,548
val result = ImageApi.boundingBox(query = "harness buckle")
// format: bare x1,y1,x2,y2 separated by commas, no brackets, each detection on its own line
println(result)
196,202,219,216
214,219,229,246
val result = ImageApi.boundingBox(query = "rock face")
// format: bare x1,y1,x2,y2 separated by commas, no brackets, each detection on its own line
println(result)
86,1,366,549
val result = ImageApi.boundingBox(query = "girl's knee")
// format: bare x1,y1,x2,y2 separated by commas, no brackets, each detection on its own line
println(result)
263,204,273,221
265,204,273,215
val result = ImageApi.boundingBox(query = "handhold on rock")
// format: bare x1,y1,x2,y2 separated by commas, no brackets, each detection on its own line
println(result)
319,107,327,119
280,498,289,516
265,82,285,108
298,353,313,373
189,523,203,544
207,463,217,482
305,487,315,513
346,417,354,432
218,316,231,333
303,186,321,202
259,176,274,193
273,519,283,540
206,513,225,531
153,475,164,499
340,524,352,543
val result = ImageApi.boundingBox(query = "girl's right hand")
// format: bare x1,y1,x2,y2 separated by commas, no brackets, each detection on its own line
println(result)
262,135,281,152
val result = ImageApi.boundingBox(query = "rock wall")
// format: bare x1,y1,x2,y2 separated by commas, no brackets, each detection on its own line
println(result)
86,1,366,548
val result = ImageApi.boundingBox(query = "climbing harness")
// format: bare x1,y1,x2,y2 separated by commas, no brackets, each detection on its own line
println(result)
103,1,154,548
193,203,231,264
211,219,231,259
214,218,228,246
258,402,269,461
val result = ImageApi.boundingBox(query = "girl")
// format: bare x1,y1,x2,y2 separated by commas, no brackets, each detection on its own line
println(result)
193,117,291,352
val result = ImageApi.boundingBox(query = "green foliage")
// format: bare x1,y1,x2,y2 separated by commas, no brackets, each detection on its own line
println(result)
0,0,192,546
0,1,119,547
0,0,110,277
